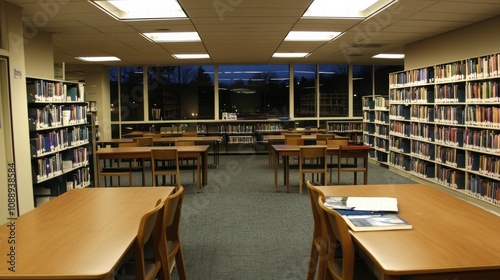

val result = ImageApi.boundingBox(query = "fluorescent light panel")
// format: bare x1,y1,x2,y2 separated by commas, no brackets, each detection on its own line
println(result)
89,0,187,20
273,53,309,58
76,56,121,62
303,0,397,18
143,32,201,42
372,53,405,59
172,54,210,59
285,31,341,41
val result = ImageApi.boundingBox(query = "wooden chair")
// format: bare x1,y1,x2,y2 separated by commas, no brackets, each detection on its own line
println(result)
175,141,201,192
134,137,154,147
337,145,371,185
298,146,328,194
130,198,165,280
316,134,336,145
97,141,139,187
284,133,304,166
327,139,349,183
306,181,327,280
151,149,181,186
182,131,198,137
158,185,187,280
318,196,377,280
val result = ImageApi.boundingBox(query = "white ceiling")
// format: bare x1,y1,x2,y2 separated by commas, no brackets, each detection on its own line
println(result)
6,0,500,68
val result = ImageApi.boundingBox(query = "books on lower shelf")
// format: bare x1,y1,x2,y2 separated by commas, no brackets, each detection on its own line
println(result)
325,196,399,212
342,214,412,231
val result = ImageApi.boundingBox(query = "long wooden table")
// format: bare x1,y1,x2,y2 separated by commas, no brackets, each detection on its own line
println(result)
272,144,342,192
0,187,174,279
320,184,500,280
96,145,210,187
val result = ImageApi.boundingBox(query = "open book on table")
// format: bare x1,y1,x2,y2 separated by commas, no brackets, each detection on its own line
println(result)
342,214,412,231
324,196,399,212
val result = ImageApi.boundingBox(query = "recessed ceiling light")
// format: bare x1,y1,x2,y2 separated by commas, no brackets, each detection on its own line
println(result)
76,56,121,62
284,31,342,41
372,53,405,59
89,0,187,20
303,0,397,18
272,53,309,58
143,32,201,42
172,54,210,59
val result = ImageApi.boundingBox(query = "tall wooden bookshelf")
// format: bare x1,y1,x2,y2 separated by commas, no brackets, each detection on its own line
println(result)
27,77,92,206
363,95,390,164
326,119,363,143
388,53,500,210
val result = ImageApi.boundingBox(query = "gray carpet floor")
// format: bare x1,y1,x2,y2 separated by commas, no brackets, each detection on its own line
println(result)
126,153,415,280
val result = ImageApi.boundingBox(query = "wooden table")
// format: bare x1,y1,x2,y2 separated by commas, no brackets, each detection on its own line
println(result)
272,144,341,192
0,187,174,279
320,184,500,280
153,136,222,165
96,145,210,187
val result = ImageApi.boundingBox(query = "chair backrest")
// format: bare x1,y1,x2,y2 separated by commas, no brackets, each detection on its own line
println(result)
284,133,304,146
318,196,356,280
182,131,198,137
175,141,195,146
119,141,139,147
134,137,154,147
327,139,349,147
151,149,179,161
300,146,327,162
135,198,164,280
164,185,184,234
316,134,336,141
338,145,371,159
307,180,326,243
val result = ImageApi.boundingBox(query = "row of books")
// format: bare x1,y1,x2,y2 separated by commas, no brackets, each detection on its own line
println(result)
389,67,434,87
464,129,500,152
327,123,363,132
435,146,465,168
66,167,91,190
473,154,500,178
410,123,434,142
436,84,465,102
374,111,389,124
374,138,389,151
225,135,254,144
467,174,500,205
434,106,463,124
35,154,63,182
436,126,463,147
465,106,500,127
389,105,410,120
29,105,88,130
410,141,434,160
390,136,410,153
389,121,410,137
27,80,84,103
435,61,466,82
410,158,435,178
31,126,89,157
467,81,500,101
436,166,465,189
374,96,389,109
389,151,410,171
374,124,389,137
218,124,254,134
410,105,434,122
467,54,500,79
254,123,286,132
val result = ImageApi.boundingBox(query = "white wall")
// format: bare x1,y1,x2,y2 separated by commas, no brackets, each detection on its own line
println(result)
0,1,34,221
405,16,500,70
24,30,54,79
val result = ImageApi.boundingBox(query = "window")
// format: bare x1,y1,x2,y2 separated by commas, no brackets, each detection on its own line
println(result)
147,66,214,120
294,65,317,117
319,65,348,117
353,65,373,116
218,65,289,119
119,67,144,121
374,65,404,94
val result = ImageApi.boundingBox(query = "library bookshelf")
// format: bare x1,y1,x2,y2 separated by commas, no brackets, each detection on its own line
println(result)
326,119,363,144
363,95,390,164
27,77,92,206
385,53,500,211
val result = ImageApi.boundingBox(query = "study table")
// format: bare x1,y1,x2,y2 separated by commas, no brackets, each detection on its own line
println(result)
272,144,343,192
320,184,500,280
96,145,209,188
0,187,175,279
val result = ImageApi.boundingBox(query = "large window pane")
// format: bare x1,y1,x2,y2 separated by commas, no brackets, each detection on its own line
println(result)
294,65,316,117
319,65,348,117
374,65,404,94
218,65,289,119
120,67,144,121
148,66,214,120
109,67,119,122
353,65,373,116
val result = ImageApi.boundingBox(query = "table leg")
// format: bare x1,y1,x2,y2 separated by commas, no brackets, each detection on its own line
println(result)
274,150,279,191
203,150,208,185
